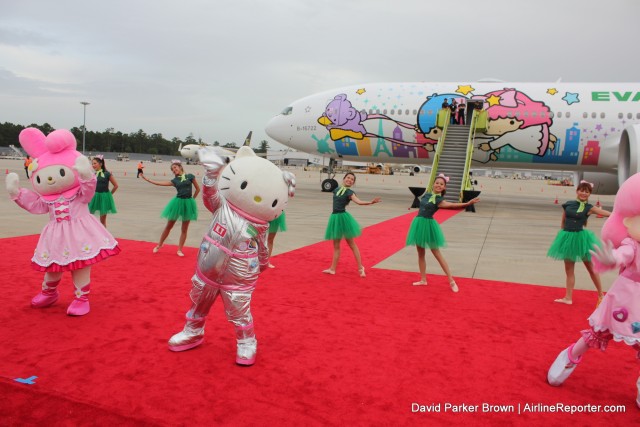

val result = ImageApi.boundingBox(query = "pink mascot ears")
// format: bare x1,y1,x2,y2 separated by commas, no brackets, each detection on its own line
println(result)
19,128,78,158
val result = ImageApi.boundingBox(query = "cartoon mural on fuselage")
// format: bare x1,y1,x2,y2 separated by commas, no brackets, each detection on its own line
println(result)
314,85,572,166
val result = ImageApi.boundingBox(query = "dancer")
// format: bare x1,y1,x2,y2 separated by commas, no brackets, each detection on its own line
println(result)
142,160,200,257
406,173,479,291
547,172,640,408
547,180,611,305
168,147,295,365
6,128,120,316
88,155,118,227
267,211,287,268
322,172,381,278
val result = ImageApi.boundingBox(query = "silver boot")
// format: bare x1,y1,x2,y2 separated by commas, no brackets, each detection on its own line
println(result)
168,316,206,352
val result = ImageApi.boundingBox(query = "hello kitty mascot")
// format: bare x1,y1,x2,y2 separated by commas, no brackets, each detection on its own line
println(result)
5,128,120,316
168,146,295,365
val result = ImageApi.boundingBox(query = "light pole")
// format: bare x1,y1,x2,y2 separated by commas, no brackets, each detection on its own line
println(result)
80,101,90,153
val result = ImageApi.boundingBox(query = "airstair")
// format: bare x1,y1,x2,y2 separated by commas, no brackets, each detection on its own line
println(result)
9,145,24,158
427,108,487,202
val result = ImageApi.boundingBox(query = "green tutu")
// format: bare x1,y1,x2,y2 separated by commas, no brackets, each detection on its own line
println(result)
161,197,198,221
406,217,447,249
324,212,361,240
89,192,117,215
547,229,600,262
269,212,287,233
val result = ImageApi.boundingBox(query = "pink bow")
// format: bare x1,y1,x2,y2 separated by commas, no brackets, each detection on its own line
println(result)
580,180,594,189
55,208,70,215
56,216,71,222
54,202,69,208
437,173,450,183
94,154,104,160
171,159,182,165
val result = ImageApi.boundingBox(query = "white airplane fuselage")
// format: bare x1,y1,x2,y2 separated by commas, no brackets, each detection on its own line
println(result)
265,82,640,193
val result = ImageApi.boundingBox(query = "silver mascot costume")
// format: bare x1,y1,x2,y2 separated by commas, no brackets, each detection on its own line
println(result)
168,146,295,365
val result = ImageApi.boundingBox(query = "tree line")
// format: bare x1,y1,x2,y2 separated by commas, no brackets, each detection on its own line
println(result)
0,122,269,155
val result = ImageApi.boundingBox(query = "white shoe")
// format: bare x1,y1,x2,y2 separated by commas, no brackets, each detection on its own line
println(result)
547,344,582,386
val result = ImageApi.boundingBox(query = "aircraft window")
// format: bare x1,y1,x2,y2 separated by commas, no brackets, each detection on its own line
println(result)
524,111,529,118
427,110,433,115
391,109,395,115
601,112,605,119
531,112,537,118
406,109,410,115
541,112,546,118
515,112,520,118
398,109,402,115
637,113,640,119
549,111,554,118
583,112,588,119
628,113,633,119
557,112,563,118
281,106,293,116
413,109,417,115
566,112,571,118
618,113,623,119
507,112,513,117
383,109,387,114
591,112,596,119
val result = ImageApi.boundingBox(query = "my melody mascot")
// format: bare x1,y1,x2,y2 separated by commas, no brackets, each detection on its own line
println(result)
547,172,640,407
5,128,120,316
168,146,295,365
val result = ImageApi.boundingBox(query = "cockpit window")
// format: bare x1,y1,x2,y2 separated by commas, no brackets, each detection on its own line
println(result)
281,106,293,116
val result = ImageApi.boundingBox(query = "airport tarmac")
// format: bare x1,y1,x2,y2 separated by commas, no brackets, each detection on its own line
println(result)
0,157,619,294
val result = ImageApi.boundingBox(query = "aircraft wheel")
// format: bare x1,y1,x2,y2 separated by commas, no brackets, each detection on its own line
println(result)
321,178,338,192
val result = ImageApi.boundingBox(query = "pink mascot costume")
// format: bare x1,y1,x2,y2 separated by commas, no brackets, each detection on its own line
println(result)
547,172,640,407
5,128,120,316
168,146,295,365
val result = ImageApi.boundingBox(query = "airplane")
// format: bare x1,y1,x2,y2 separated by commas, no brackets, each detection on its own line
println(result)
265,82,640,196
179,131,253,163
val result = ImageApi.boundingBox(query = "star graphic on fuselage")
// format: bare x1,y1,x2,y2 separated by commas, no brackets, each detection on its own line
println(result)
486,94,502,107
562,92,580,105
547,88,558,95
356,88,366,95
456,85,474,96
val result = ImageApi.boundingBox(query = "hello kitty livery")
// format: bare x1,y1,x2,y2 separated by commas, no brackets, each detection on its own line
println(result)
5,127,120,316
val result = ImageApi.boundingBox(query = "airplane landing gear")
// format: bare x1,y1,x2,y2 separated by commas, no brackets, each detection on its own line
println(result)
322,178,338,192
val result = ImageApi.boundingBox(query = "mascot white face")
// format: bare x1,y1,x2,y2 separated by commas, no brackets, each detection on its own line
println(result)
219,147,290,222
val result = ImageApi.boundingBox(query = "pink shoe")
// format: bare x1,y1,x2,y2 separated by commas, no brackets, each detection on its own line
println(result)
31,290,59,308
31,280,60,308
67,285,90,316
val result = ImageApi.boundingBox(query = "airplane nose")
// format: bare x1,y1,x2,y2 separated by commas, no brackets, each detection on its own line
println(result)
265,115,291,144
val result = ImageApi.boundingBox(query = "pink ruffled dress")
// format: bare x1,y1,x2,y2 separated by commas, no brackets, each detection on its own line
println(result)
12,176,120,272
584,238,640,349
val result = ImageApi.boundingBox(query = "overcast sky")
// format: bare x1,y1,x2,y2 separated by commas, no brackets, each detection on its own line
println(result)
1,0,638,150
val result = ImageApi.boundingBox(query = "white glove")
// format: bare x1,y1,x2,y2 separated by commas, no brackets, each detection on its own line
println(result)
6,172,20,198
590,240,617,267
198,147,226,173
73,155,93,180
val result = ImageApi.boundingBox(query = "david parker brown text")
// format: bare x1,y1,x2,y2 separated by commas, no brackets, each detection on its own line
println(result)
411,402,621,414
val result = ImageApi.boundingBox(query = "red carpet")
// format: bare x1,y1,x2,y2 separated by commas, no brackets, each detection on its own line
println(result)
1,210,638,426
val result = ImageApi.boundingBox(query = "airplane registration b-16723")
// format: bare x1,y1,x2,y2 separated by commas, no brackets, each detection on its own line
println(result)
265,82,640,196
